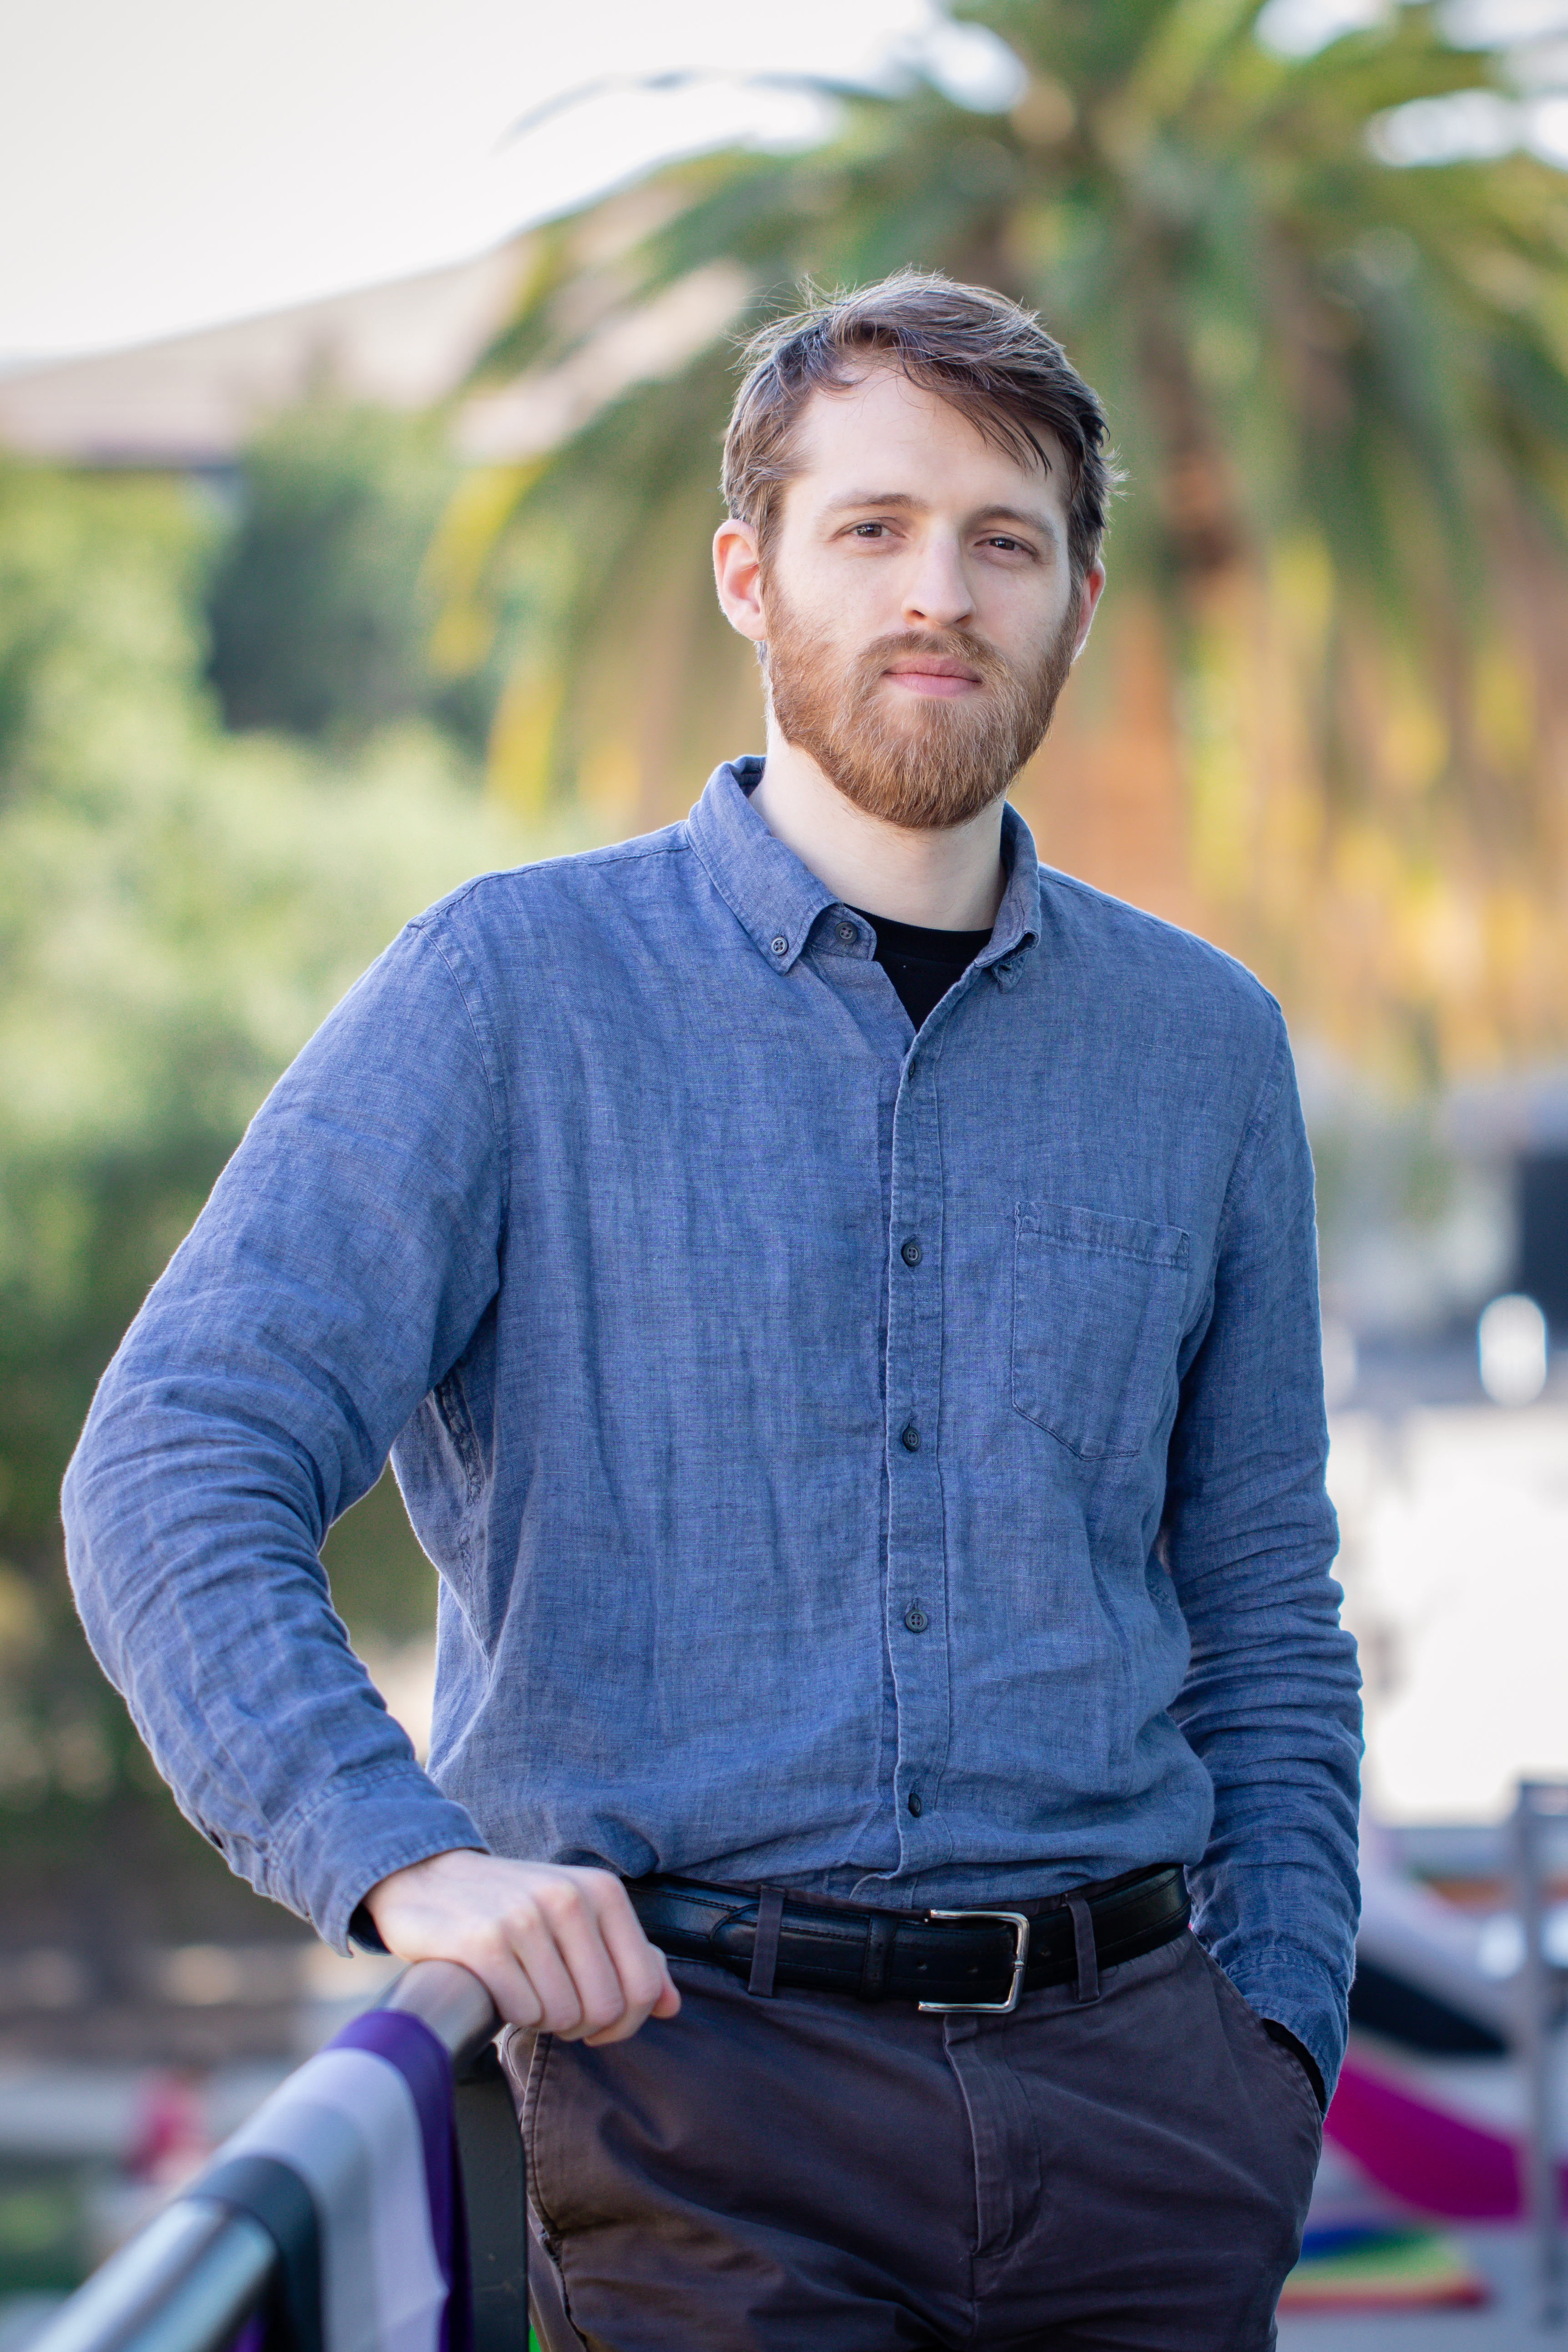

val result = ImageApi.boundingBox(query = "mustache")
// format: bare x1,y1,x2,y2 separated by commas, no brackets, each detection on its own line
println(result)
856,629,1009,683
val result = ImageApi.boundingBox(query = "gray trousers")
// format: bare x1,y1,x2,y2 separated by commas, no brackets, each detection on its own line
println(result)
504,1927,1321,2351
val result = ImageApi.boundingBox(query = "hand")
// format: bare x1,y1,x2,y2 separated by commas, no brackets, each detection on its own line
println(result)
364,1849,681,2045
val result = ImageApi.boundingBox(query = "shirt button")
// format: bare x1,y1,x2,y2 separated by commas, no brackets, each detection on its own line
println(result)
901,1237,922,1267
904,1602,930,1634
908,1790,923,1817
900,1422,921,1453
836,920,857,944
770,935,788,956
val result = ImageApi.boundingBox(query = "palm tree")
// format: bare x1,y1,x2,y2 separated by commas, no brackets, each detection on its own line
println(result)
433,0,1568,1076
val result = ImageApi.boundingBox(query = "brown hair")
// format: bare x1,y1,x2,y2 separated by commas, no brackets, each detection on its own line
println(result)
721,269,1118,584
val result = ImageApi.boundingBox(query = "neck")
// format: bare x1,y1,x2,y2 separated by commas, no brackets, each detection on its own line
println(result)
748,734,1007,931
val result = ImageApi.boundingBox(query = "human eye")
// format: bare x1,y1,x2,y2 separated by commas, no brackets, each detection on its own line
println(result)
850,520,887,539
983,533,1035,558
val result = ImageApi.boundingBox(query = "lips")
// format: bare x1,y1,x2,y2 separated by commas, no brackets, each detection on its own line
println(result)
884,660,984,699
884,657,982,685
863,633,998,704
884,658,983,700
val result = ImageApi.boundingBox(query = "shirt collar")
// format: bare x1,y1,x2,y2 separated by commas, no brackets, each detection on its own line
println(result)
685,756,1043,982
980,802,1042,984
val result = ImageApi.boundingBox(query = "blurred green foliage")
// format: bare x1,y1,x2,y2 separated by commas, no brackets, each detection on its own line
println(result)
320,1470,448,1648
0,446,534,1833
206,399,502,750
0,2161,84,2292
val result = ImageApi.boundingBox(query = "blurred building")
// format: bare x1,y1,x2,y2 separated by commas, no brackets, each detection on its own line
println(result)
0,246,530,472
0,235,747,483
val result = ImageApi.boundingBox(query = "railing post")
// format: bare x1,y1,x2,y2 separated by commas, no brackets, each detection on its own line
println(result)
453,2040,529,2352
1513,1778,1568,2330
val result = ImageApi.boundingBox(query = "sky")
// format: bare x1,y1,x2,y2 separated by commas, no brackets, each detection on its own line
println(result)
6,0,1568,368
0,0,1022,367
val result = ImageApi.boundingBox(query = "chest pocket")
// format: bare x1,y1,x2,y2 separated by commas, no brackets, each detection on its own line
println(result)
1012,1200,1191,1462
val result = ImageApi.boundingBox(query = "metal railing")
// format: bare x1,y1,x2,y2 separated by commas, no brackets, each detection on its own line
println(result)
27,1960,502,2352
1514,1780,1568,2331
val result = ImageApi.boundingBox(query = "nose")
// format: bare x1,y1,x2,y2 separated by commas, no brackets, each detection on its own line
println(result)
902,532,974,631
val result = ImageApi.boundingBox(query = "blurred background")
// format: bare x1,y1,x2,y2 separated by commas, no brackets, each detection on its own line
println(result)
4,0,1568,2338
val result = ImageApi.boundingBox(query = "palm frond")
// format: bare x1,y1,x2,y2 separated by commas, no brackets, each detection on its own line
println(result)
437,0,1568,1072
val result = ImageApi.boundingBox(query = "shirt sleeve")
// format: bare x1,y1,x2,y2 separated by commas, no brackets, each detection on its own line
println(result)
1162,1005,1363,2100
61,912,502,1950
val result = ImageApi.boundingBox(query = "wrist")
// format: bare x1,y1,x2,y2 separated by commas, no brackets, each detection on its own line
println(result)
359,1844,489,1947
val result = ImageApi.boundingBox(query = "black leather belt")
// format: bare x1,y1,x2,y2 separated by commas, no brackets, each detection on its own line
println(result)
628,1863,1189,2015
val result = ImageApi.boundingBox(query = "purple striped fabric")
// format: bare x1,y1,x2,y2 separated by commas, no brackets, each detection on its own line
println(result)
217,2007,472,2352
333,2011,471,2352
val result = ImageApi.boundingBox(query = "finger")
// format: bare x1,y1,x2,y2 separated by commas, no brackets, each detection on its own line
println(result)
528,1878,642,2040
500,1896,597,2037
584,1885,681,2044
443,1925,547,2035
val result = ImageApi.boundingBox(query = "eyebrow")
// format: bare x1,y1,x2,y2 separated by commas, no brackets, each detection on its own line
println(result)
822,490,1059,538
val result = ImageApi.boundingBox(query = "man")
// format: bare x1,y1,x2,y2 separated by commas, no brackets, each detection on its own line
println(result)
65,272,1361,2348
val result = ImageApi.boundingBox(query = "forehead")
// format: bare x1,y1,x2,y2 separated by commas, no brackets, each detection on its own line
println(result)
782,363,1067,522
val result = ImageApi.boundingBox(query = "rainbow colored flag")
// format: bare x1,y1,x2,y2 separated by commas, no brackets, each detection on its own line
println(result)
1280,2224,1489,2311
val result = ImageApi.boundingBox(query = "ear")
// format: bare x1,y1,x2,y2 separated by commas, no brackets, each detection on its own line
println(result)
713,517,768,644
1070,560,1107,662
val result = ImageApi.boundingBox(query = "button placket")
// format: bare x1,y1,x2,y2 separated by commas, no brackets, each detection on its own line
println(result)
884,1048,951,1859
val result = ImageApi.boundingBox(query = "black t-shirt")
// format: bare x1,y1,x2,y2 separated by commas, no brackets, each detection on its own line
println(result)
850,906,994,1032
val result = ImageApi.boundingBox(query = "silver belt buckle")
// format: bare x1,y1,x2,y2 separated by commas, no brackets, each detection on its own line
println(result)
917,1908,1032,2014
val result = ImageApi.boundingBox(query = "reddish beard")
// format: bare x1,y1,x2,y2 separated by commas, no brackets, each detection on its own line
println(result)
762,579,1079,832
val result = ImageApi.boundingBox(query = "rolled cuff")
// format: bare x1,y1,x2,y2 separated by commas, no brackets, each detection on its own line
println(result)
1216,1947,1348,2107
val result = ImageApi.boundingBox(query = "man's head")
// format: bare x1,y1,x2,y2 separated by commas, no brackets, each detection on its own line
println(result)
713,271,1115,833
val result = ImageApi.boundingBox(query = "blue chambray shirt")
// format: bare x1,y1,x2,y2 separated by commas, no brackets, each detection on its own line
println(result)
64,759,1361,2091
